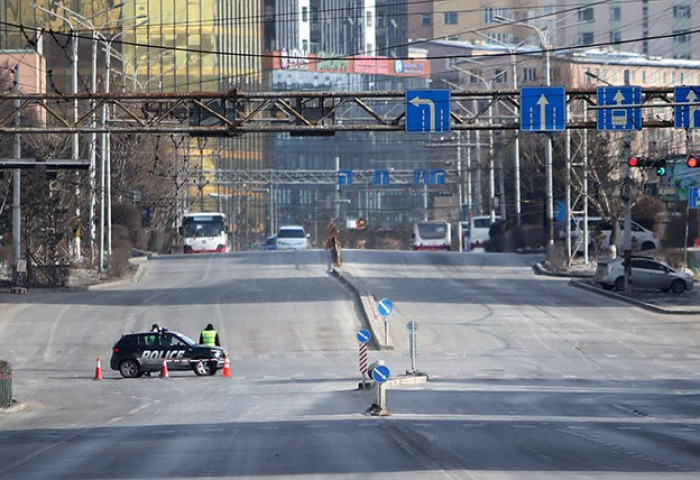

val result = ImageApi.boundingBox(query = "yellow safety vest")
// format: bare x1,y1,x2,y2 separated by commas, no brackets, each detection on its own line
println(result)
200,329,217,346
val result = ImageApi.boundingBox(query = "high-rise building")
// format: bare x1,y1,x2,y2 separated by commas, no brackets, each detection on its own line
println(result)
265,0,408,57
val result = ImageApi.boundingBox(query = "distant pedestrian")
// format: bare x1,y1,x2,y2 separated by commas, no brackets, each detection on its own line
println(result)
325,224,342,268
150,324,160,332
199,323,221,347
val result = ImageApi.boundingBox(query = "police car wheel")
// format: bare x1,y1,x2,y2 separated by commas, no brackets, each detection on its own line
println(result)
193,359,212,376
119,359,141,378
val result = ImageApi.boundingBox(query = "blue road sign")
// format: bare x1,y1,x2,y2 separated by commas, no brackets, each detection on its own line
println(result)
357,329,372,344
413,168,446,185
689,186,700,209
520,86,566,131
406,90,451,133
377,298,394,317
374,170,391,186
371,364,391,383
674,86,700,129
596,86,642,131
337,170,352,186
432,169,446,185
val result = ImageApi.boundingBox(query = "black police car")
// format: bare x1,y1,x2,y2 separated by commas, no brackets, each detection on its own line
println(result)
110,330,226,378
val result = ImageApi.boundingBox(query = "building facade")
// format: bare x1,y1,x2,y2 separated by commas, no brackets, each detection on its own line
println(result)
409,0,700,60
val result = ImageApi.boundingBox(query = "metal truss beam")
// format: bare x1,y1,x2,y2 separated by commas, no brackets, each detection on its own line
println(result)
191,169,456,186
0,88,678,135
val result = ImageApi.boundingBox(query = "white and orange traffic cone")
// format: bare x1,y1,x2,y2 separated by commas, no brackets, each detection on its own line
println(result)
93,357,103,380
159,358,169,378
222,355,232,377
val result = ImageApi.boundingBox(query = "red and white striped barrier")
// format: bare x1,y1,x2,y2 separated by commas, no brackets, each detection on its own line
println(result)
359,343,368,375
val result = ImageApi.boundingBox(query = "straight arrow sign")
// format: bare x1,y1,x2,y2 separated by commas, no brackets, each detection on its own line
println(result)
520,86,566,132
674,86,700,129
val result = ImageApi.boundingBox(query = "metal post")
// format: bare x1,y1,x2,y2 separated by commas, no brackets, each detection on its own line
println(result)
408,320,417,373
544,39,554,250
511,49,522,226
12,66,21,269
473,100,483,215
72,28,81,260
89,30,98,270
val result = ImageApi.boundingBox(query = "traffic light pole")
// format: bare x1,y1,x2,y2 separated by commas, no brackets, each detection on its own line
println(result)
623,139,632,294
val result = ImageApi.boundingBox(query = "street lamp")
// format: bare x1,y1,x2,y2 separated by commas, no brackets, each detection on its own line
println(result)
470,30,525,226
36,1,127,271
101,17,148,263
451,64,501,224
495,15,555,248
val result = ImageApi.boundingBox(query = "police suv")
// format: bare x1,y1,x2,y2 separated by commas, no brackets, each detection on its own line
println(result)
110,330,226,378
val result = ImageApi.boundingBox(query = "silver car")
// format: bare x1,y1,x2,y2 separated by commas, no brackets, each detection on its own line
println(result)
594,257,693,293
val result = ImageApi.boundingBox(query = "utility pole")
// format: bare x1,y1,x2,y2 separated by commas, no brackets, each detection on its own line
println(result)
12,66,21,269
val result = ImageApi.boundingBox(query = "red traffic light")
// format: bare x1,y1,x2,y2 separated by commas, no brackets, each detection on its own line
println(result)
628,156,640,167
687,155,699,168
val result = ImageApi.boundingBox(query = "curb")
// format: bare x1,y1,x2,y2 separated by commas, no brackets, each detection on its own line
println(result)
569,279,700,315
86,256,147,290
534,262,700,315
329,268,393,350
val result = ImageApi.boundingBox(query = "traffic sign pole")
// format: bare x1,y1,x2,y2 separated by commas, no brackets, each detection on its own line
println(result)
407,320,418,373
356,329,371,389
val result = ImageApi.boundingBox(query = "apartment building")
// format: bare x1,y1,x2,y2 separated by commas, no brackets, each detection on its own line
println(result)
410,0,700,61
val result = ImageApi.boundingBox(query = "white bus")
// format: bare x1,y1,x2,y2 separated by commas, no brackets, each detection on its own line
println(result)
412,220,452,251
181,213,230,254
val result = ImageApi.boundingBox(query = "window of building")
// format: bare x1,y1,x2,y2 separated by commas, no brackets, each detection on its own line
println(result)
494,69,507,84
366,11,372,27
444,11,458,25
523,67,537,82
674,5,691,18
610,6,621,21
578,32,594,45
468,70,483,84
610,31,621,43
484,8,512,23
421,14,431,26
674,32,690,44
302,6,308,22
578,7,594,21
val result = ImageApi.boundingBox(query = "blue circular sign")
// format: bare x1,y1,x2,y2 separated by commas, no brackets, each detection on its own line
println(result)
356,329,371,344
377,298,394,317
371,364,391,383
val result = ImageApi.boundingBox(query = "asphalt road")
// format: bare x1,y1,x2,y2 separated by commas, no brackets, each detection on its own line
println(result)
0,249,698,479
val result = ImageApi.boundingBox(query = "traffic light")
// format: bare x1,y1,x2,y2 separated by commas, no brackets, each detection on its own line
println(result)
687,155,699,168
654,159,667,176
627,156,652,168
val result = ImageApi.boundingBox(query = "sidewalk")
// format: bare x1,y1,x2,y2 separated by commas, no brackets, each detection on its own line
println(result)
534,261,700,315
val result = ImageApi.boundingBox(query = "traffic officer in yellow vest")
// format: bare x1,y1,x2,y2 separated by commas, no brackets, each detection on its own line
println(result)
199,323,221,347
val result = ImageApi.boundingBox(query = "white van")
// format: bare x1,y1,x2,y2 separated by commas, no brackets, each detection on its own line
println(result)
462,215,501,251
275,225,308,250
573,216,660,254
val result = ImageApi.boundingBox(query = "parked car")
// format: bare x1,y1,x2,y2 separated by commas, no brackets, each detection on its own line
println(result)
573,216,660,254
594,257,693,293
265,235,277,250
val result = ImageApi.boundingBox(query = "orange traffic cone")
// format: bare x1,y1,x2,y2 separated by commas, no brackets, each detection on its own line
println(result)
93,357,103,380
159,358,169,378
222,355,232,377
